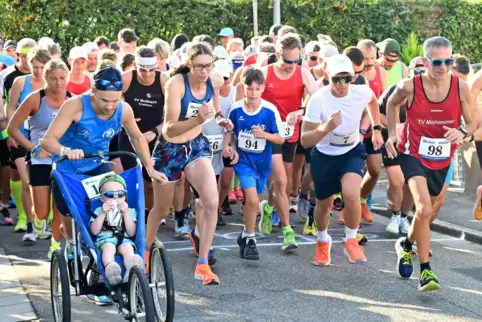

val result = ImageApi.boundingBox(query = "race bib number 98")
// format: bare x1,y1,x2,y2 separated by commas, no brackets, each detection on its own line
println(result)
418,136,450,161
282,122,295,140
81,171,116,199
238,132,266,153
329,128,358,147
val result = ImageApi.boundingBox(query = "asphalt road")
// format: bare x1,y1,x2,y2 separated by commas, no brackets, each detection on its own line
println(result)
2,206,482,322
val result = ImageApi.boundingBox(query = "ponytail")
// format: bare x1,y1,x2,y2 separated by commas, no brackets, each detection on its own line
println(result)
169,64,190,78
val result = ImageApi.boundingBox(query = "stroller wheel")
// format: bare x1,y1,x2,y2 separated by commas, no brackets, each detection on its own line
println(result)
150,244,175,322
50,250,71,322
128,265,156,322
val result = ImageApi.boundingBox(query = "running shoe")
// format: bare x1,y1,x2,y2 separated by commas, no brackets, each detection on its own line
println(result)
22,232,36,243
258,200,273,235
395,237,414,279
313,236,332,266
399,217,410,235
14,220,27,233
411,244,433,257
386,215,400,234
343,229,368,246
237,231,259,260
235,187,244,201
0,206,13,225
33,217,52,239
303,206,316,236
272,211,280,226
282,227,298,252
419,269,440,292
473,185,482,221
297,196,310,221
194,263,220,285
48,240,61,260
87,295,112,306
174,211,189,237
228,189,237,204
332,196,344,211
344,238,366,263
361,202,374,223
188,230,217,266
289,196,298,213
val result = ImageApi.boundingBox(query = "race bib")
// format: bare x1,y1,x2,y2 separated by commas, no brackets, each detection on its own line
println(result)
330,128,358,147
81,171,115,199
207,134,223,153
418,136,450,161
238,132,266,153
282,122,295,140
185,100,213,120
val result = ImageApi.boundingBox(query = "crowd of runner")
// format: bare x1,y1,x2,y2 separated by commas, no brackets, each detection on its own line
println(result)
0,23,481,301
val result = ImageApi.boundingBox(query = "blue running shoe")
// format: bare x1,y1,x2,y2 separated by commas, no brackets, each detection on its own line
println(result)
272,210,280,226
367,194,373,209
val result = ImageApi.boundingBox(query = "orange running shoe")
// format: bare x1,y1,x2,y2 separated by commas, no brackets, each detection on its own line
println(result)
313,236,332,266
337,209,345,225
473,185,482,221
194,263,220,285
144,249,150,275
361,202,374,223
344,238,367,263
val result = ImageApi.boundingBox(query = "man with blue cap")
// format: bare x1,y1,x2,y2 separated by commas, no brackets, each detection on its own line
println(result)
42,67,168,244
218,27,234,49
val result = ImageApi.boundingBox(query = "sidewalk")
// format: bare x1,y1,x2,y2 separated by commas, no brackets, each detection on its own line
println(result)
371,181,482,245
0,248,37,322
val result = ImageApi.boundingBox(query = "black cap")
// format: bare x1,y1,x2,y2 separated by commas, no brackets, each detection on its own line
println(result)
3,40,16,50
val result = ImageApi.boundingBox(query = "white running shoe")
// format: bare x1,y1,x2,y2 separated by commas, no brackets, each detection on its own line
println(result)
297,197,310,221
399,217,410,235
386,215,401,234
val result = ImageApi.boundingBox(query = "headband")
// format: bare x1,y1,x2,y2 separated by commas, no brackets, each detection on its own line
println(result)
135,56,157,69
18,47,32,55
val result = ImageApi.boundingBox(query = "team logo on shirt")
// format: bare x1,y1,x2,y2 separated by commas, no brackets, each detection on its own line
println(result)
79,130,89,138
146,93,151,99
102,128,115,139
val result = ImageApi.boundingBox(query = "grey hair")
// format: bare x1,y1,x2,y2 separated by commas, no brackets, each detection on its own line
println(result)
148,38,171,60
423,36,451,58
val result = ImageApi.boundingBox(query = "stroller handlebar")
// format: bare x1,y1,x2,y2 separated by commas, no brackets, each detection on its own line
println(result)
52,151,140,171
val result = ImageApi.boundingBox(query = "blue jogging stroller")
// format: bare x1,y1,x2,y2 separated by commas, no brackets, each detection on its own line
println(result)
50,152,174,322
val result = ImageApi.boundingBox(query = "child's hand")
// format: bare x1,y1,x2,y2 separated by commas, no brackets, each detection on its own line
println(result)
101,199,116,213
118,199,129,214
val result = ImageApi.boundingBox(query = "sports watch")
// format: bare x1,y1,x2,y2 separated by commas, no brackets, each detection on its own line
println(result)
373,125,383,131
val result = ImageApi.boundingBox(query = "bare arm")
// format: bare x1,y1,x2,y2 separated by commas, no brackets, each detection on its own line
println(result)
90,212,106,235
459,80,476,136
162,75,203,138
7,91,40,150
41,97,83,155
379,66,388,94
402,63,410,79
231,66,243,87
365,93,381,127
300,121,332,148
265,132,284,144
0,97,6,131
123,209,137,237
387,79,412,138
121,103,155,171
302,68,319,96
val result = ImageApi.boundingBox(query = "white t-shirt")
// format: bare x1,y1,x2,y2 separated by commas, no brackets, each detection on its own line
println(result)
304,85,373,156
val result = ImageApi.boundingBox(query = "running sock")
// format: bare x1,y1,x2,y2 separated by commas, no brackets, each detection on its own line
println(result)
198,257,208,265
309,190,316,205
360,197,368,203
264,203,274,213
299,193,307,200
334,193,342,199
241,227,255,241
393,209,401,216
402,237,413,252
317,229,329,242
345,227,358,239
194,225,199,237
401,212,408,218
26,222,33,233
10,180,26,221
174,210,184,221
420,262,431,272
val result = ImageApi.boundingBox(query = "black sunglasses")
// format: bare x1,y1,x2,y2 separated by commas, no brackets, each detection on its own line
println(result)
281,54,302,65
413,69,425,76
223,76,229,81
354,70,363,75
331,75,353,84
102,190,127,199
309,56,318,61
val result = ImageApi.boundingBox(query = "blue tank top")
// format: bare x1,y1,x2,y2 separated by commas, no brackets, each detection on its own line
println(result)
18,75,33,138
179,73,214,121
54,94,123,173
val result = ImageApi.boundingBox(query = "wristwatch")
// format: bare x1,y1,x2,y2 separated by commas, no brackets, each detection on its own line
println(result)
359,129,367,135
459,127,468,139
373,125,383,131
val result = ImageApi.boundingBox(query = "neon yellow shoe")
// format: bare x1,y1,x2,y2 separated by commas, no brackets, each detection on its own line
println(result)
343,228,368,245
48,239,61,260
303,210,316,236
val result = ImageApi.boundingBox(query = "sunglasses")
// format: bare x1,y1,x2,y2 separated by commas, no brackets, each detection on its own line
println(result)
223,76,229,81
331,75,353,84
426,57,454,67
309,56,318,61
384,55,399,63
412,69,425,76
354,69,363,75
95,79,123,90
102,190,127,199
281,54,302,65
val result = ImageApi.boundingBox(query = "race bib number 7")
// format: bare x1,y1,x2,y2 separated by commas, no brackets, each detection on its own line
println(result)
329,128,358,147
238,132,266,153
418,136,450,161
81,171,116,199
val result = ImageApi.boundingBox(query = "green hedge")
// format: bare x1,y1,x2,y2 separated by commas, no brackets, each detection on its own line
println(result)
1,0,482,63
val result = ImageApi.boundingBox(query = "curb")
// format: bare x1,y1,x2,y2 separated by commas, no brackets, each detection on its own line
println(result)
370,206,482,245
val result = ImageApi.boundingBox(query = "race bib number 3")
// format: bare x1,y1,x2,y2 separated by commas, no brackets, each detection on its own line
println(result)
418,136,450,161
330,128,358,147
207,134,223,153
81,171,116,199
282,122,295,140
238,132,266,153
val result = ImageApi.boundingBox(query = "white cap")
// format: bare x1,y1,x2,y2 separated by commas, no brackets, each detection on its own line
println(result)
319,44,339,60
213,46,228,60
38,37,54,46
230,51,245,61
166,55,181,68
214,59,232,78
69,46,88,61
82,42,99,55
327,54,354,77
305,41,320,54
245,45,257,55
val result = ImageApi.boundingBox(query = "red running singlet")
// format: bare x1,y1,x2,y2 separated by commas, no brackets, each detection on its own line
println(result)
398,75,461,170
262,65,304,143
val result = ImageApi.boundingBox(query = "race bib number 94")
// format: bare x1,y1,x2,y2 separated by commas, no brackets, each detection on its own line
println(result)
418,136,450,161
329,128,358,147
81,171,116,199
238,132,266,153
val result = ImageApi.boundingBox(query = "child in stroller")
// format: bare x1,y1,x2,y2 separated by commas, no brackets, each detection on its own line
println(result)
89,173,143,285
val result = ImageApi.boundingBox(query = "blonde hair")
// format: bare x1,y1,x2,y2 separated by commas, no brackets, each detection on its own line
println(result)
28,48,52,66
148,38,171,60
227,38,244,51
43,60,69,82
44,43,61,57
96,59,116,72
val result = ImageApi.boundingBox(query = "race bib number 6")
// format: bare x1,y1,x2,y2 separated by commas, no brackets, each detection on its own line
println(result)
282,122,295,140
81,171,116,199
238,132,266,153
207,134,223,153
418,136,450,161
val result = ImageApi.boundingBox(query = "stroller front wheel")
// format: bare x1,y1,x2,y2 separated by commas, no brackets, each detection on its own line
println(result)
149,244,175,322
50,250,71,322
128,265,156,322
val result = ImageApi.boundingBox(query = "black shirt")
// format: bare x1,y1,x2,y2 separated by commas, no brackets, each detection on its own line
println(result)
2,65,27,100
379,84,407,141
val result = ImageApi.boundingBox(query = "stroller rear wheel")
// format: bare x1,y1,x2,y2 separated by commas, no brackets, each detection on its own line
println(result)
149,244,175,322
128,265,156,322
50,250,71,322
